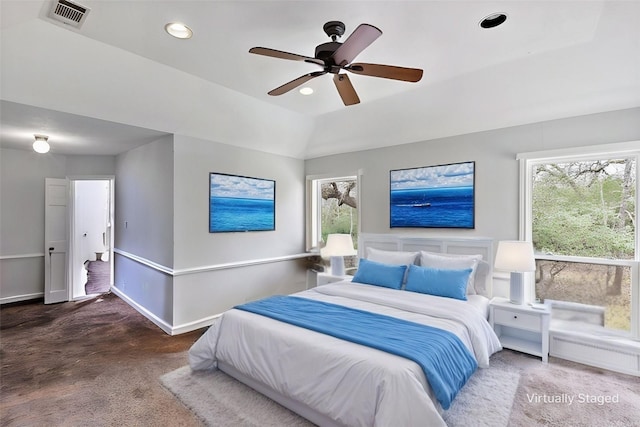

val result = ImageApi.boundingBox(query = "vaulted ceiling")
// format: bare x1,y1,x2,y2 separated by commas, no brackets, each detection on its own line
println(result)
1,1,639,159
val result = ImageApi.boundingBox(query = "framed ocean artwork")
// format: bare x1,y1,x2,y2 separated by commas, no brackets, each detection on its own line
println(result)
209,172,275,233
390,161,475,229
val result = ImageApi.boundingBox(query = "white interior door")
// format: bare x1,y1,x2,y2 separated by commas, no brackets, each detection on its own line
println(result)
44,178,69,304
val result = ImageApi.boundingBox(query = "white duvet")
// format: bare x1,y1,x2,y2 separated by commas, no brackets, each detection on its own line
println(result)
189,283,502,427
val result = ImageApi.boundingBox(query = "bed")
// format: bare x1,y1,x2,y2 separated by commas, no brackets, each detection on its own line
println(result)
189,234,502,427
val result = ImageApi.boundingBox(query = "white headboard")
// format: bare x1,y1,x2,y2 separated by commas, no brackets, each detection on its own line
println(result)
358,233,494,296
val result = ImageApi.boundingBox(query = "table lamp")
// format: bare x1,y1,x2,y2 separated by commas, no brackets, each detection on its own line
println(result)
320,234,357,276
494,240,536,304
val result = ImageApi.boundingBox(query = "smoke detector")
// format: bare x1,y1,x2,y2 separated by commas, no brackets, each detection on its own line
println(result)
48,0,90,29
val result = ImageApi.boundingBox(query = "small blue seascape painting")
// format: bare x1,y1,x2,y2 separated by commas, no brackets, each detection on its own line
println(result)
390,161,475,229
209,173,275,233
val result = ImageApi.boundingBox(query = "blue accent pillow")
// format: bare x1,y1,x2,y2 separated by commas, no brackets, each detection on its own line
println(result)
405,265,472,301
352,258,407,290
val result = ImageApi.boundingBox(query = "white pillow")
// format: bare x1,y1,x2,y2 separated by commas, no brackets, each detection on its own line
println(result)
474,260,491,297
419,251,482,295
366,247,419,266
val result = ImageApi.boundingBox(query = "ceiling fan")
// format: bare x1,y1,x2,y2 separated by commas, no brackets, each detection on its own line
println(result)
249,21,423,106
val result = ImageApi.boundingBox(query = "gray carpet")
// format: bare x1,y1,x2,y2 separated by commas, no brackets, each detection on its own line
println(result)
161,357,520,427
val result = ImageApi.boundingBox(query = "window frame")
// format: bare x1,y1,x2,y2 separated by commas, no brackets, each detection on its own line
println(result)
305,172,360,252
517,141,640,340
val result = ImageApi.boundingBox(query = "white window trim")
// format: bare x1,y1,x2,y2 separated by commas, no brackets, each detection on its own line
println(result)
305,171,361,252
517,140,640,340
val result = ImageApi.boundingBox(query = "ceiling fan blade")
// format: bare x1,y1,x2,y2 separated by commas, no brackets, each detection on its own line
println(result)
268,71,326,96
249,47,325,67
348,63,423,82
331,24,382,66
333,74,360,106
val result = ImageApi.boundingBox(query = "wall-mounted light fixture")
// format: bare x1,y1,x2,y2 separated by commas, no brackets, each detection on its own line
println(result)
33,134,50,154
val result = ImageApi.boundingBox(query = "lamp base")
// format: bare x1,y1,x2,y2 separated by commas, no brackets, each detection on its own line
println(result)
509,272,524,305
330,256,345,276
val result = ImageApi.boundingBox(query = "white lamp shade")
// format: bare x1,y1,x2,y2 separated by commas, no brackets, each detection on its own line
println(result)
494,240,536,272
320,234,356,258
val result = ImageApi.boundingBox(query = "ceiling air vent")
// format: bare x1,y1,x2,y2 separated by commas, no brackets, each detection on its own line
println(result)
48,0,90,29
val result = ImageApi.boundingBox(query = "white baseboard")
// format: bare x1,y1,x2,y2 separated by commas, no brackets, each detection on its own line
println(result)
0,292,44,305
110,286,220,335
171,313,221,335
110,286,173,335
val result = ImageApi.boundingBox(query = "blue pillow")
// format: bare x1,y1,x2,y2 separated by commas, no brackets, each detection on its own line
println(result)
405,265,472,301
352,258,407,290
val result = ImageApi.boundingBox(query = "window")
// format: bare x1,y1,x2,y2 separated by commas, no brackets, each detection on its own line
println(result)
519,142,640,339
306,175,358,251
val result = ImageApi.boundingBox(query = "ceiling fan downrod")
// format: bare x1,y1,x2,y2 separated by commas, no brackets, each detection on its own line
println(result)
315,21,346,61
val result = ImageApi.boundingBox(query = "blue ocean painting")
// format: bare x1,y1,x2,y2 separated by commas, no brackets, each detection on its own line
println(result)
390,162,474,228
210,173,275,232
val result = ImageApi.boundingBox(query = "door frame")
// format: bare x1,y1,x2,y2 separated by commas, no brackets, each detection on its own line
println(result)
68,175,115,300
67,175,116,301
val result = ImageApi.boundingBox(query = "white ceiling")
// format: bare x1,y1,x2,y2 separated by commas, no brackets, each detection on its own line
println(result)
1,0,639,159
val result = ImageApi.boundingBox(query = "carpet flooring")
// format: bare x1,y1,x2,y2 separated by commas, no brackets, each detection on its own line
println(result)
0,293,204,427
1,293,639,426
160,354,520,427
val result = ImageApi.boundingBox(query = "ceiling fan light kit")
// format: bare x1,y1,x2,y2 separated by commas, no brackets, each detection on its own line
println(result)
249,21,423,106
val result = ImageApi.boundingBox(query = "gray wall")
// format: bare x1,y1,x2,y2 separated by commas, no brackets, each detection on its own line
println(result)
0,148,115,302
305,108,640,241
112,134,308,331
171,135,308,328
173,135,305,268
113,135,175,324
4,107,638,331
115,135,175,267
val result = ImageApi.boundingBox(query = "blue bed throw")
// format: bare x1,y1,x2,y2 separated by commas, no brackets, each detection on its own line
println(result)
235,295,477,409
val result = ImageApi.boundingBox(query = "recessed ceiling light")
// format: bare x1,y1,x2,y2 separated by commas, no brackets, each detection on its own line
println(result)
299,87,314,95
165,22,193,39
479,13,507,29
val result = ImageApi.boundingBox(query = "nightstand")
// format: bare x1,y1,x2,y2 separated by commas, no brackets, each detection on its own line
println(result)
316,272,352,286
490,297,551,363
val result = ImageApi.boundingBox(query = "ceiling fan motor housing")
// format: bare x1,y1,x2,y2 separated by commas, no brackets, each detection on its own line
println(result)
315,41,342,62
316,21,346,64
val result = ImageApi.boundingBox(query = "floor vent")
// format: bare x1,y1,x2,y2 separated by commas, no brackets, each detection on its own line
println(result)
48,0,90,29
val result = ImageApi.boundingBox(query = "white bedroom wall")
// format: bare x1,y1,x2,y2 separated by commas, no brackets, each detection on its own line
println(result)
0,148,116,303
305,107,640,243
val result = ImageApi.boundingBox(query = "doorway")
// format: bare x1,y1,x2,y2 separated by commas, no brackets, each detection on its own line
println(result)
70,178,114,300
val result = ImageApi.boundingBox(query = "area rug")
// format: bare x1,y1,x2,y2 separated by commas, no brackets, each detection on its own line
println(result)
160,358,520,427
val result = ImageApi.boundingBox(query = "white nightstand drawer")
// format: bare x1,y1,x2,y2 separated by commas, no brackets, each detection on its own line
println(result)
494,309,541,331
